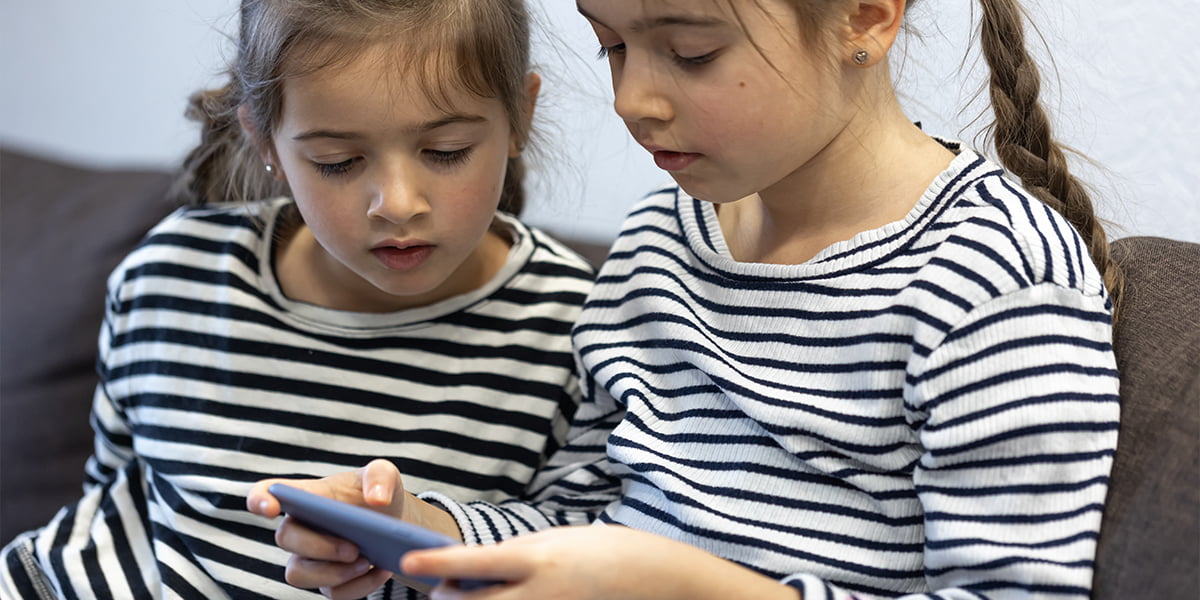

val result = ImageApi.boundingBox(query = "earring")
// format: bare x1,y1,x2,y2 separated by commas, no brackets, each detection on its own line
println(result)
264,164,274,174
853,49,870,65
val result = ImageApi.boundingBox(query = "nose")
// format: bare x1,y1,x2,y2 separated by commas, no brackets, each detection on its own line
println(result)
366,162,430,224
611,54,674,125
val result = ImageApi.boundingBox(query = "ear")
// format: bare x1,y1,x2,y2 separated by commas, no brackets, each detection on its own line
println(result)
842,0,906,67
237,104,284,180
509,72,542,158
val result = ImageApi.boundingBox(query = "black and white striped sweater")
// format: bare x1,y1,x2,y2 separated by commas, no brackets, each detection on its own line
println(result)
425,146,1120,599
1,198,595,599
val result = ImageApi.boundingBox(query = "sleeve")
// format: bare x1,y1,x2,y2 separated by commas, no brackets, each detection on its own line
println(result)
419,363,627,545
81,265,138,491
783,283,1120,599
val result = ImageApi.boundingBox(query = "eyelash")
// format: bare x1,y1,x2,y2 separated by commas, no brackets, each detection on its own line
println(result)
596,44,718,69
312,148,472,178
596,44,624,60
426,148,472,167
315,158,356,178
673,51,718,68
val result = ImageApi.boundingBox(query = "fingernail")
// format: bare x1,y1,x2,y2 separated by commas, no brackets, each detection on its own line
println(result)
368,484,386,501
354,558,371,575
339,543,359,562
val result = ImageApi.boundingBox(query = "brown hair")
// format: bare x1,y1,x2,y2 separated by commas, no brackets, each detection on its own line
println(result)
971,0,1123,316
759,0,1124,318
173,0,535,217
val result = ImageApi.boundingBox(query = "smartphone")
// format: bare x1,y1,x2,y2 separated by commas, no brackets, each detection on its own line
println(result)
268,483,496,590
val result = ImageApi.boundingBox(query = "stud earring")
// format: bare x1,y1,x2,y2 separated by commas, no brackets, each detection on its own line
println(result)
264,164,274,174
853,49,870,65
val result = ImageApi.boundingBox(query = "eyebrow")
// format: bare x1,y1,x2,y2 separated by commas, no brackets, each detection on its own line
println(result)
291,114,487,141
576,3,727,33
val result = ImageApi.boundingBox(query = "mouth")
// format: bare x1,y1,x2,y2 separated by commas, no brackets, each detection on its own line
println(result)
370,242,434,271
651,150,702,172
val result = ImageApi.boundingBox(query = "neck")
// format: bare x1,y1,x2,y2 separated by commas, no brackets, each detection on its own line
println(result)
720,84,954,265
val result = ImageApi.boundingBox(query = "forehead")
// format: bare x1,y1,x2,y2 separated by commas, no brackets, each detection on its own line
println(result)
577,0,738,30
578,0,807,48
276,43,503,131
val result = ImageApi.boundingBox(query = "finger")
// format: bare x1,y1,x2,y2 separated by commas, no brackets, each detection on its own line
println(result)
429,577,513,600
275,515,361,562
283,555,385,596
317,567,393,600
250,474,357,517
246,478,286,517
427,582,493,600
402,545,530,584
361,459,401,507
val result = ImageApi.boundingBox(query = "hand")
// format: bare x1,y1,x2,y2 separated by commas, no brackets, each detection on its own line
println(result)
401,525,800,600
246,459,461,599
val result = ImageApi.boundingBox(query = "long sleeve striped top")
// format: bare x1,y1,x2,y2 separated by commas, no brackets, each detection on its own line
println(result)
422,144,1121,599
0,198,595,599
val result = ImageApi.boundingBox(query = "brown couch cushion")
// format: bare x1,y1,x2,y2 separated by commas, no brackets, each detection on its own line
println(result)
1093,236,1200,599
0,148,178,544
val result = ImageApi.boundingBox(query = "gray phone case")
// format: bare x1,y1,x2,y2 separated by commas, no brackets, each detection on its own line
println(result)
269,483,495,590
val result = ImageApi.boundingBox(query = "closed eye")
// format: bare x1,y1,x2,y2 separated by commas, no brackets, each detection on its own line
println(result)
596,43,626,60
425,147,472,167
314,158,357,178
673,49,720,68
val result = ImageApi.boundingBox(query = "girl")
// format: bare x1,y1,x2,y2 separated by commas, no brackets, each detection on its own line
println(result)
250,0,1121,598
0,0,594,598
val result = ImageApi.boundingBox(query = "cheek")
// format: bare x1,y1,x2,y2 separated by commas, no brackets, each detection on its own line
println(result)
444,178,504,222
459,153,510,210
691,83,764,136
292,188,358,240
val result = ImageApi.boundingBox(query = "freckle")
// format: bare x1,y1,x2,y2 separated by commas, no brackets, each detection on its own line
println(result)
739,81,746,88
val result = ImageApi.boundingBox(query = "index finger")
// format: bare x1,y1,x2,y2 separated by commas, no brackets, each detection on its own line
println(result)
247,478,290,517
401,544,528,586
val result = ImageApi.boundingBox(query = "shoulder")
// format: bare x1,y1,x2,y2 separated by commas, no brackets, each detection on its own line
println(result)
602,186,689,260
496,213,596,293
925,148,1107,300
147,199,282,240
623,186,683,229
107,199,287,294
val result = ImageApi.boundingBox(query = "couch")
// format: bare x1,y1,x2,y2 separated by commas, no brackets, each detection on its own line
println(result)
2,146,1196,598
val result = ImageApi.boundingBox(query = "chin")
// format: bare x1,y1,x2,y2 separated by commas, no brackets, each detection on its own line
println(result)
674,179,748,205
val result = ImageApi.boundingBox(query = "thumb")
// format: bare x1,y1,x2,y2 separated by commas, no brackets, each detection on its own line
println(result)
361,458,403,508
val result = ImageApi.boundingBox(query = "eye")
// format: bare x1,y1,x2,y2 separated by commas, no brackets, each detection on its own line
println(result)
425,147,472,167
672,49,720,69
314,158,357,178
596,43,626,60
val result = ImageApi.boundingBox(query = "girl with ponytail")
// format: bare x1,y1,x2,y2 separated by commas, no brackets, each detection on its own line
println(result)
255,1,1120,598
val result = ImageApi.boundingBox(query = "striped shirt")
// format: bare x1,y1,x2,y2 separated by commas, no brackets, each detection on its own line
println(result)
1,198,595,599
423,145,1120,599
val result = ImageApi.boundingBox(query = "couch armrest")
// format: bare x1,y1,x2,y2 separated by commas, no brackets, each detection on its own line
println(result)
0,148,179,544
1093,236,1200,599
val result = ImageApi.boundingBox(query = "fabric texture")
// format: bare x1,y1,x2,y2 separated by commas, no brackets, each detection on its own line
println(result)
422,144,1121,599
0,199,595,599
1092,236,1200,599
0,148,178,544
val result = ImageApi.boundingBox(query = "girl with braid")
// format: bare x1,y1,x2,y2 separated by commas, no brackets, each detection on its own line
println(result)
251,1,1122,598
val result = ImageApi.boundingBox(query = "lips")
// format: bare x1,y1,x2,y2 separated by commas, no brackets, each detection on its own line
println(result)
652,150,702,172
641,141,702,172
371,243,433,271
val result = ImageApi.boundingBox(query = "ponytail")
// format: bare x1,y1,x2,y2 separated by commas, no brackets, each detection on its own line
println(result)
975,0,1123,318
171,83,288,208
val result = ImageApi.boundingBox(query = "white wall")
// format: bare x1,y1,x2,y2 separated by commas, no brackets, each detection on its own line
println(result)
2,1,1196,244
